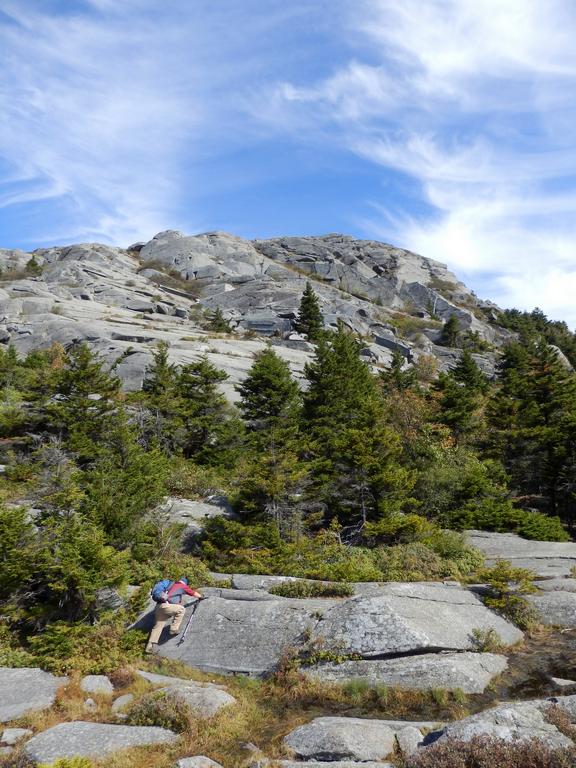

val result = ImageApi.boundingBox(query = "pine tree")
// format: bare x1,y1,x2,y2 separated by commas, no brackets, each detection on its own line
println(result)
142,342,182,452
451,349,489,393
440,315,460,347
294,282,323,340
302,324,414,533
488,339,576,523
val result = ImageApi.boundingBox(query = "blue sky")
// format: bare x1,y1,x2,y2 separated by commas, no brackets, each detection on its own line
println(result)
2,1,576,325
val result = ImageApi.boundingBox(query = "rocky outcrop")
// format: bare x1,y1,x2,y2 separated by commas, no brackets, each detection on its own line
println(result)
176,759,223,768
135,670,236,718
283,716,439,762
466,530,576,578
0,667,68,722
439,698,574,748
528,592,576,628
311,583,523,656
145,582,521,688
304,651,508,694
0,231,511,400
23,721,178,763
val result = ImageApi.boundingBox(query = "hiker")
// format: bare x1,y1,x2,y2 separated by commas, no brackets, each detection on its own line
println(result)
145,577,203,654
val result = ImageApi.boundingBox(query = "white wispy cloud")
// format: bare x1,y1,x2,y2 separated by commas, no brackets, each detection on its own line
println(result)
0,0,317,245
270,0,576,325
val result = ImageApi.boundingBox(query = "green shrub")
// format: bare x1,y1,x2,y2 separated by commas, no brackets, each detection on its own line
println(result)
477,560,539,630
27,620,145,675
471,627,504,653
451,498,570,542
39,759,94,768
125,690,191,732
269,580,354,598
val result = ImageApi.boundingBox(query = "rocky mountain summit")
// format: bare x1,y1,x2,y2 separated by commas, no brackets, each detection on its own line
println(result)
0,230,513,396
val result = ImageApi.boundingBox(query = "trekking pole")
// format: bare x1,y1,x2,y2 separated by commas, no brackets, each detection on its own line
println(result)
177,597,203,646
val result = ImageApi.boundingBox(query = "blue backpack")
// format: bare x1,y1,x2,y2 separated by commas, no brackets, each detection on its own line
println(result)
151,579,173,603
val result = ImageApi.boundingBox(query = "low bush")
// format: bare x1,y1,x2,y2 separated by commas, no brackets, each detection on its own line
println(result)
268,580,353,598
125,690,191,732
449,498,570,542
477,560,539,630
26,619,145,675
39,760,94,768
471,627,504,653
404,735,576,768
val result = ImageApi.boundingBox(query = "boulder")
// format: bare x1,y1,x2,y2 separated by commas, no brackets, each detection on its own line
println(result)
312,583,523,656
274,762,393,768
1,728,32,745
80,674,114,695
23,721,178,763
111,694,134,713
283,717,438,763
231,574,298,591
535,579,576,593
466,531,576,578
439,700,574,748
136,670,227,691
396,726,425,756
155,596,336,675
305,651,507,693
0,667,68,722
157,684,236,718
528,592,576,628
176,758,223,768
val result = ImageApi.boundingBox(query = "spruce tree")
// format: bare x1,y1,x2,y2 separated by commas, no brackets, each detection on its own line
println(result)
236,347,304,531
302,324,413,533
440,315,460,347
142,341,182,451
380,349,417,392
294,282,324,340
178,357,240,463
205,307,232,333
435,351,487,441
49,343,121,461
236,347,300,431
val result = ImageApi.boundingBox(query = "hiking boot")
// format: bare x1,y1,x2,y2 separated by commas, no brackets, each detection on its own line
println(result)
168,630,180,637
145,642,159,654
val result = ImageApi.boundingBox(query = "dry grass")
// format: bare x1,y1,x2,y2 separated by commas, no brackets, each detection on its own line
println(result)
0,652,472,768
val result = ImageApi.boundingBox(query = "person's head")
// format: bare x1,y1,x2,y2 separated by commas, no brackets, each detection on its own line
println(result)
179,577,189,585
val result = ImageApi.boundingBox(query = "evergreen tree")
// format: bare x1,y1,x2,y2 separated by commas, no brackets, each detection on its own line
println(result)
236,347,300,432
205,307,233,333
81,410,169,548
294,282,323,340
489,339,576,523
178,357,240,463
380,349,417,392
49,343,121,461
435,352,487,441
302,324,414,533
235,348,304,532
142,342,182,452
440,315,460,347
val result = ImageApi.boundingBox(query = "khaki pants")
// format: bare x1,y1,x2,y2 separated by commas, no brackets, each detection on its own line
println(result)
148,602,185,645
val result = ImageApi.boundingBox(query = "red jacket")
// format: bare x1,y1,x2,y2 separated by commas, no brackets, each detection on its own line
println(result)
166,580,202,604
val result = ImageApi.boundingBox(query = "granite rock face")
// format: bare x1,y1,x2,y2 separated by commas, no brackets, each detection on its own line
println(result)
0,667,68,722
23,721,178,763
312,583,523,656
528,592,576,628
147,582,521,680
0,231,510,401
305,651,508,694
466,531,576,578
439,699,574,748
